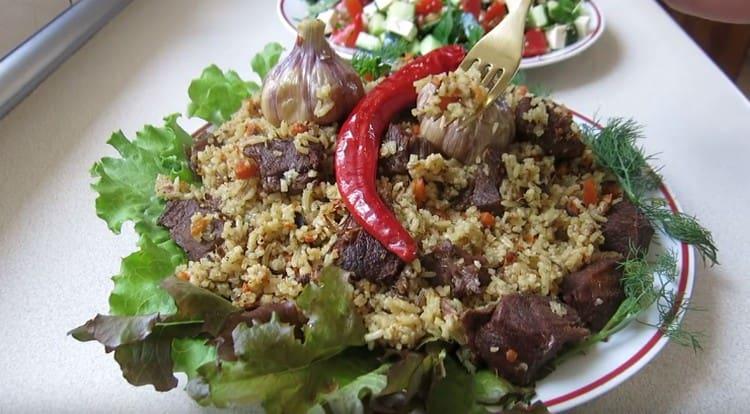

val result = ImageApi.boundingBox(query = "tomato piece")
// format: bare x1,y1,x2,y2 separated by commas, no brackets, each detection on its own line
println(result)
461,0,482,19
331,13,362,47
582,178,598,205
416,0,443,16
343,0,363,17
235,160,259,180
522,28,548,57
481,1,507,31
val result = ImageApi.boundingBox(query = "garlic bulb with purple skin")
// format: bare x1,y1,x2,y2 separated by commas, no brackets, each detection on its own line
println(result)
261,19,364,126
416,81,515,164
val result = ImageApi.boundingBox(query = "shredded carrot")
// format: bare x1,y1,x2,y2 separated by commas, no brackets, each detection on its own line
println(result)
479,212,496,228
582,178,598,205
413,177,427,205
412,123,420,136
235,159,259,180
506,349,518,363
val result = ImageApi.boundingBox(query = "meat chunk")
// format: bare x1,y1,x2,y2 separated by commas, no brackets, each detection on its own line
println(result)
336,217,404,284
560,253,625,331
243,139,325,194
421,240,491,299
188,129,213,175
458,147,505,214
379,122,437,176
463,294,589,385
158,199,223,261
601,199,654,257
515,96,584,160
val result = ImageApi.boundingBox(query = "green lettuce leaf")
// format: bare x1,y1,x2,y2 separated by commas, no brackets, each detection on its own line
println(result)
187,42,285,125
311,363,389,414
189,267,367,411
108,238,181,316
190,348,380,413
91,113,196,248
251,42,285,80
186,65,259,126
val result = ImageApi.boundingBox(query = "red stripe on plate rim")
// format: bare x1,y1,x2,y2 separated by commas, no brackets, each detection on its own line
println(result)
542,111,694,409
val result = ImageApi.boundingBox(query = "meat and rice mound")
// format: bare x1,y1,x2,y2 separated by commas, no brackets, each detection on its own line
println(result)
155,78,629,351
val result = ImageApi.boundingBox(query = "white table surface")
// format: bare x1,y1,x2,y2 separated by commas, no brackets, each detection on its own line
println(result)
1,0,748,412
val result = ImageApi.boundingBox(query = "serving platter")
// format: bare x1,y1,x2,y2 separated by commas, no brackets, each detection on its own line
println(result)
278,0,605,69
190,111,694,412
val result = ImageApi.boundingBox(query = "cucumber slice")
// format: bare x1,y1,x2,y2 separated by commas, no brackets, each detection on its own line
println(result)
386,1,415,23
355,32,383,51
385,18,417,41
528,4,549,28
374,0,395,11
368,13,387,36
419,35,443,55
574,15,591,38
545,25,567,50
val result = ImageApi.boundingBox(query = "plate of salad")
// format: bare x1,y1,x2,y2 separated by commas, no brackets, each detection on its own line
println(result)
280,0,605,68
70,18,716,414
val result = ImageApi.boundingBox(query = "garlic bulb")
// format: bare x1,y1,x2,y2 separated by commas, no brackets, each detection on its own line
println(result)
261,19,364,126
416,81,515,163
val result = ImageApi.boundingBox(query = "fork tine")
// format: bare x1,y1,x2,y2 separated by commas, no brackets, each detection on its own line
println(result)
481,67,502,88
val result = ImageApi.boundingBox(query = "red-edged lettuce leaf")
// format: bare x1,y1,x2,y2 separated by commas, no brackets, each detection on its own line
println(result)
70,277,238,390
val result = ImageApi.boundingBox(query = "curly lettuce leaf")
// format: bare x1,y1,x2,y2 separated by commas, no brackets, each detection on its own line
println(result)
187,42,285,125
251,42,284,80
310,363,389,414
91,114,195,244
189,267,367,411
186,65,259,126
190,348,380,413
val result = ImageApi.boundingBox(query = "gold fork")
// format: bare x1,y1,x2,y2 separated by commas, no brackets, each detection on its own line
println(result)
459,0,532,110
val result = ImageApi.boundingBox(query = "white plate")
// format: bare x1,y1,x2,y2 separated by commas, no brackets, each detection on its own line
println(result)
191,111,694,412
277,0,605,68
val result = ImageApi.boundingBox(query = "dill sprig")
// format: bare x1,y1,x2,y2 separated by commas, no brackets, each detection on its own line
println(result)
583,118,718,266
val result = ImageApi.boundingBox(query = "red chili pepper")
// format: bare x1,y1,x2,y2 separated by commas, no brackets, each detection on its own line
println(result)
331,13,362,48
343,0,363,17
416,0,443,16
461,0,482,19
335,46,466,262
481,1,507,31
523,28,548,57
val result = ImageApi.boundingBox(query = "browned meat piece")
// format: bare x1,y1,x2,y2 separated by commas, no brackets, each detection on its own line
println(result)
214,301,308,360
458,147,505,214
336,216,404,284
158,199,223,261
515,96,584,160
243,139,325,194
463,294,589,385
421,240,491,299
188,129,213,175
560,253,625,331
601,199,654,257
379,122,437,176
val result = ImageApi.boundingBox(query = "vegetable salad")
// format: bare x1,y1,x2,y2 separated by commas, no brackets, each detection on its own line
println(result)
309,0,592,58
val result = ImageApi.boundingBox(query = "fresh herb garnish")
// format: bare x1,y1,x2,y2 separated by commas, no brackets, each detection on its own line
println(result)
431,4,486,49
547,0,583,24
583,118,718,265
351,38,411,79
